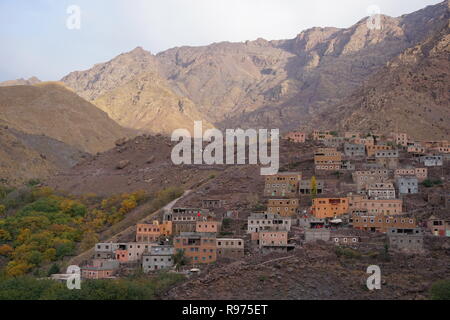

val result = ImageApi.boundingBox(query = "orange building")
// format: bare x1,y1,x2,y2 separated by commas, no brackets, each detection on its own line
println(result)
351,215,416,233
311,198,349,218
136,221,172,242
174,232,217,264
115,249,128,263
195,220,221,233
267,199,299,217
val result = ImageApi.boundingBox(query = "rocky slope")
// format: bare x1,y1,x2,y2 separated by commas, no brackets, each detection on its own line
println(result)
46,134,222,196
60,1,449,139
163,242,450,300
0,82,132,154
0,123,87,186
93,72,214,134
320,22,450,140
63,48,213,133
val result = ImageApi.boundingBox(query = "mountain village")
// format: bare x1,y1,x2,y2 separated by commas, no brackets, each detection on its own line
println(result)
51,130,449,281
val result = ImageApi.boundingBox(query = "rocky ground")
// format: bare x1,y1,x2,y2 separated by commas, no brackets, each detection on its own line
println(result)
163,240,450,300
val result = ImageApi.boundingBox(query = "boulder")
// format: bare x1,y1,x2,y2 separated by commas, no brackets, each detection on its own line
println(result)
116,160,130,170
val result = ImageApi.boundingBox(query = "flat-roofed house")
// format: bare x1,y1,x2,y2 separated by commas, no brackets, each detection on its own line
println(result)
267,199,299,217
264,172,302,197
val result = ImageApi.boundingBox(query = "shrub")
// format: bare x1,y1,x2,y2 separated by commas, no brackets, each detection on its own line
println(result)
429,280,450,300
335,247,362,259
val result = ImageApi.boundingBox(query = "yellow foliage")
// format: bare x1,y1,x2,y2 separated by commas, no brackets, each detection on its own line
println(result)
6,261,32,277
120,198,137,213
0,229,12,241
59,199,76,212
43,248,57,262
0,244,13,256
16,228,32,244
31,186,54,198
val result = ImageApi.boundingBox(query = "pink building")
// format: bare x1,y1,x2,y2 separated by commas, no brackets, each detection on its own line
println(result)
259,231,288,248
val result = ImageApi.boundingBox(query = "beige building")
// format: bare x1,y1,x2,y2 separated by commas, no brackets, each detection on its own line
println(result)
264,172,302,197
351,198,403,216
367,182,396,200
351,215,417,233
352,169,391,193
375,150,399,169
216,238,244,259
394,168,427,182
366,145,392,157
314,147,342,171
267,199,299,217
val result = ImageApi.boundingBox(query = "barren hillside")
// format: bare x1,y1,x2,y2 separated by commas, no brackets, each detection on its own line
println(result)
0,83,132,154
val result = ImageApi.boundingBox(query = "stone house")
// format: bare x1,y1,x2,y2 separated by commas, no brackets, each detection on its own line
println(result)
396,177,419,195
387,228,424,253
216,238,244,259
142,245,174,272
375,150,399,169
419,155,443,167
247,213,292,234
367,182,396,200
344,142,365,157
299,179,324,195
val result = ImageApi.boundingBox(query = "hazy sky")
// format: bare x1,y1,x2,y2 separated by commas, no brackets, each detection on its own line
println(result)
0,0,442,81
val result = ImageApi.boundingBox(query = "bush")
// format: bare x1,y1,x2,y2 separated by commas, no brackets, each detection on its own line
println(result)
47,264,60,277
0,273,185,300
422,179,443,188
335,247,362,259
429,280,450,300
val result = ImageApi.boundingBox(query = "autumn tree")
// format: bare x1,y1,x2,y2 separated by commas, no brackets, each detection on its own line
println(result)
311,176,318,198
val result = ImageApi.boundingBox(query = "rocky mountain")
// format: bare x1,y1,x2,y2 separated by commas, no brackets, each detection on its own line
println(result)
0,77,41,87
0,82,132,154
60,1,449,139
62,47,213,134
0,122,87,186
93,72,214,135
321,22,450,140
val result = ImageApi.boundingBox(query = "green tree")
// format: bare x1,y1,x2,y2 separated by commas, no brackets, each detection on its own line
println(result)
47,264,60,277
172,250,188,271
